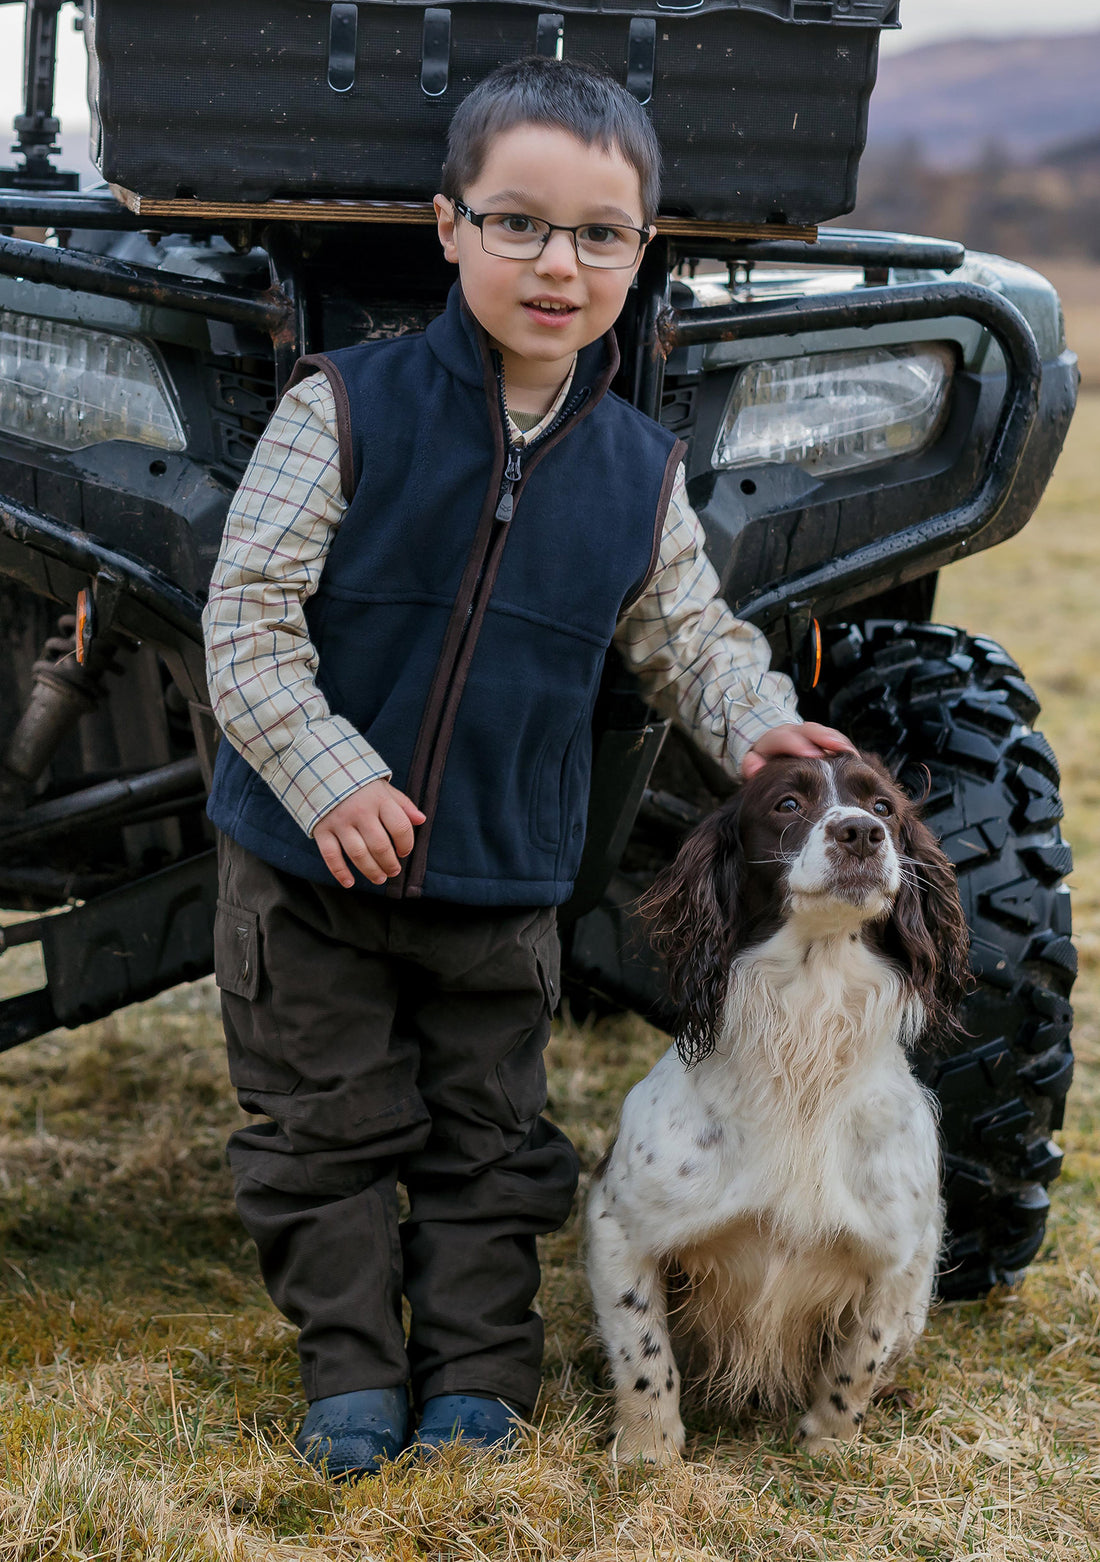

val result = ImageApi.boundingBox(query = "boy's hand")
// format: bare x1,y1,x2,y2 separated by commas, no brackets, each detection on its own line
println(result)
741,722,855,781
314,780,427,889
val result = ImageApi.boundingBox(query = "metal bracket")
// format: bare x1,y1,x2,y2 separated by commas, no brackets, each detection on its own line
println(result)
0,0,80,193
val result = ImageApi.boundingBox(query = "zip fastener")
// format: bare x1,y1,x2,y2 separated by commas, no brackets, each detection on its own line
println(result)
449,357,529,680
495,445,523,522
494,355,523,522
493,353,587,522
400,353,591,894
461,357,590,666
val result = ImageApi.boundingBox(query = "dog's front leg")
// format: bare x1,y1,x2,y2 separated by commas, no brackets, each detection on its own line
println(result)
587,1175,685,1463
796,1237,937,1453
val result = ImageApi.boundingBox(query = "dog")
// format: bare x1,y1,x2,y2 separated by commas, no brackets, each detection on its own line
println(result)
586,751,970,1460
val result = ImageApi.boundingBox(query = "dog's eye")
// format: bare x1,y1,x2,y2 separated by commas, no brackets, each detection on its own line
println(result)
776,796,801,813
873,799,893,816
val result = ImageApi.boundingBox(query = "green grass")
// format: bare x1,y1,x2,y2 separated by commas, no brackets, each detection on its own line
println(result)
0,399,1098,1559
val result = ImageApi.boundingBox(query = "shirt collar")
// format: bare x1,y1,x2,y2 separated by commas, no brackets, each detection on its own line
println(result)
506,357,578,447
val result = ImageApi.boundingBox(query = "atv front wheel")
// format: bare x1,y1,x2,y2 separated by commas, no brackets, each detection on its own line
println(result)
808,621,1074,1299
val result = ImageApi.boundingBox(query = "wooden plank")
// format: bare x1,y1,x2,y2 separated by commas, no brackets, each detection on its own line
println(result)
660,216,817,241
110,186,436,224
109,186,817,241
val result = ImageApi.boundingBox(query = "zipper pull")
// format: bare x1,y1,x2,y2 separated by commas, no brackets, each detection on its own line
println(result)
495,445,523,522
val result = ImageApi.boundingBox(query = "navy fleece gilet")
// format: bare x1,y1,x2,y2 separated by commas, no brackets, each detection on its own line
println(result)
208,283,683,906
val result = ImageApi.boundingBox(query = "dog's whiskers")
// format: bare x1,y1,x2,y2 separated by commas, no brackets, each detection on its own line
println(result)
897,857,937,893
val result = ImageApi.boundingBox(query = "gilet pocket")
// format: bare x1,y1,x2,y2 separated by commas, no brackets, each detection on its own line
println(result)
529,734,561,852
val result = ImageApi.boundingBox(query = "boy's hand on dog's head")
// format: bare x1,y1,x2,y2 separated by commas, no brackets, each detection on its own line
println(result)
314,780,427,888
741,722,855,781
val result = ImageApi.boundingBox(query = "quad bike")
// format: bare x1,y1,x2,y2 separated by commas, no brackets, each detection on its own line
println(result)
0,0,1078,1298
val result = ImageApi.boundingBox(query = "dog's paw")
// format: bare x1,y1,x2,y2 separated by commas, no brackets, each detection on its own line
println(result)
795,1411,858,1457
795,1426,842,1457
611,1417,686,1465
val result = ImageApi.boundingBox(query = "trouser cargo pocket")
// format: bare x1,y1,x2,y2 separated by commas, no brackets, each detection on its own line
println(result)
214,902,260,1000
214,896,300,1098
493,912,559,1126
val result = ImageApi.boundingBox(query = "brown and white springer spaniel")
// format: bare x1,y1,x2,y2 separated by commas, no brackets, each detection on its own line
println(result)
586,752,970,1459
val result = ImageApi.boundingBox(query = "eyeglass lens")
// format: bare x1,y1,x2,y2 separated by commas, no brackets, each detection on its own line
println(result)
479,213,641,269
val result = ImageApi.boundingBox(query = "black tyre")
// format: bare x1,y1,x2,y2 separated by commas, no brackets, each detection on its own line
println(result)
808,621,1074,1300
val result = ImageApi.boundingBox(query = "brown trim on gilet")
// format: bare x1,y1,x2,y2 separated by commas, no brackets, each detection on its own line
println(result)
285,354,357,504
621,437,688,615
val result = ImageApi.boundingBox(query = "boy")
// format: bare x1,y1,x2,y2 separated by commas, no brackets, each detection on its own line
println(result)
203,56,850,1479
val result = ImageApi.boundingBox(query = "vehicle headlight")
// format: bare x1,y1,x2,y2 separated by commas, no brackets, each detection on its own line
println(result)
0,310,186,453
712,343,955,478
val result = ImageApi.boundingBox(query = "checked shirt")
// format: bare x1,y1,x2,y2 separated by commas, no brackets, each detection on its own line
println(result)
202,369,800,839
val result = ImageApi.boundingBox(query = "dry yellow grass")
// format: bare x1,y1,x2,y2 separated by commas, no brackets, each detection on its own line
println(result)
0,400,1098,1559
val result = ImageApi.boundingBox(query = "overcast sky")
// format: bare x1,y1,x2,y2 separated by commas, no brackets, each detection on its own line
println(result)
881,0,1100,51
1,2,1099,136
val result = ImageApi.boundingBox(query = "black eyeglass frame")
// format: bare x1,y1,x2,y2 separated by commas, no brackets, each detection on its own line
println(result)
451,199,653,269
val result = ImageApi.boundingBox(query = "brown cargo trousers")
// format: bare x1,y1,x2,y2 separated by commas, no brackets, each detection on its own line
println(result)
214,833,580,1417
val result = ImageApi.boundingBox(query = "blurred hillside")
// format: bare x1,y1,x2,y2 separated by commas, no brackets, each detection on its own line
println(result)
867,30,1100,168
848,133,1100,261
849,29,1100,272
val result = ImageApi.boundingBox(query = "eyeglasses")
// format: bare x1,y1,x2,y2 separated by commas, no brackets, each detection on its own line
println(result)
452,200,651,270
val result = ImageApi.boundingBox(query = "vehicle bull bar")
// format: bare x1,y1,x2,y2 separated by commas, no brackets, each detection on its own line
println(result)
0,229,305,385
649,279,1043,633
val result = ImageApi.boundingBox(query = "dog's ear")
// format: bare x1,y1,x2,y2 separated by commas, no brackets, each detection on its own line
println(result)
642,795,745,1066
885,804,973,1037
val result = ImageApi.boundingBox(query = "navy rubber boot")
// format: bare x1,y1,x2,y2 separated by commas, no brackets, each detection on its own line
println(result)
295,1387,408,1480
413,1393,522,1454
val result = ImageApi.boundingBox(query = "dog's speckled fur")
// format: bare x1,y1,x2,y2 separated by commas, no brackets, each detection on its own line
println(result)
586,753,970,1460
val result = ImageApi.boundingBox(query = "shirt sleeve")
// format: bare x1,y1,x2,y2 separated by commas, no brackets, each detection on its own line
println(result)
201,372,393,837
614,462,800,777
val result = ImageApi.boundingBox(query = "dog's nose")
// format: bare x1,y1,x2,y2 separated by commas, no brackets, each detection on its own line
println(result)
826,816,886,859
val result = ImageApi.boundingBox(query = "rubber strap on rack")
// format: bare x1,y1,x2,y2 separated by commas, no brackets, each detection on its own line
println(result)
327,4,358,93
421,8,452,97
626,18,656,105
536,13,564,57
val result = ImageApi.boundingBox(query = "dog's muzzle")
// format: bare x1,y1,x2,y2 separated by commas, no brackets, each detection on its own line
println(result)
826,814,886,861
789,807,902,910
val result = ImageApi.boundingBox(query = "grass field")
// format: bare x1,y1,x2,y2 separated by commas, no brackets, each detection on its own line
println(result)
1023,262,1100,389
0,400,1098,1560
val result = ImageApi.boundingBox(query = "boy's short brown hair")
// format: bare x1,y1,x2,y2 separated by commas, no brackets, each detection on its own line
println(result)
440,56,661,225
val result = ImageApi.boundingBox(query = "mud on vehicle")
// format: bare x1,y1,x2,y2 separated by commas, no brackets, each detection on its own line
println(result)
0,0,1079,1299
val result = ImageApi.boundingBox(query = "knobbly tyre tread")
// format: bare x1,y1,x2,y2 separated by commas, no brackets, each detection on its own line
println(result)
807,621,1075,1300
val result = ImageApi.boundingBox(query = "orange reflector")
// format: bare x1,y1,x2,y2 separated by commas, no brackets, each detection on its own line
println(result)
75,588,93,665
811,618,822,689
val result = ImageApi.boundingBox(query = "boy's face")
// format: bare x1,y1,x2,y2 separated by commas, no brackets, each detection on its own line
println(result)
434,123,651,393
